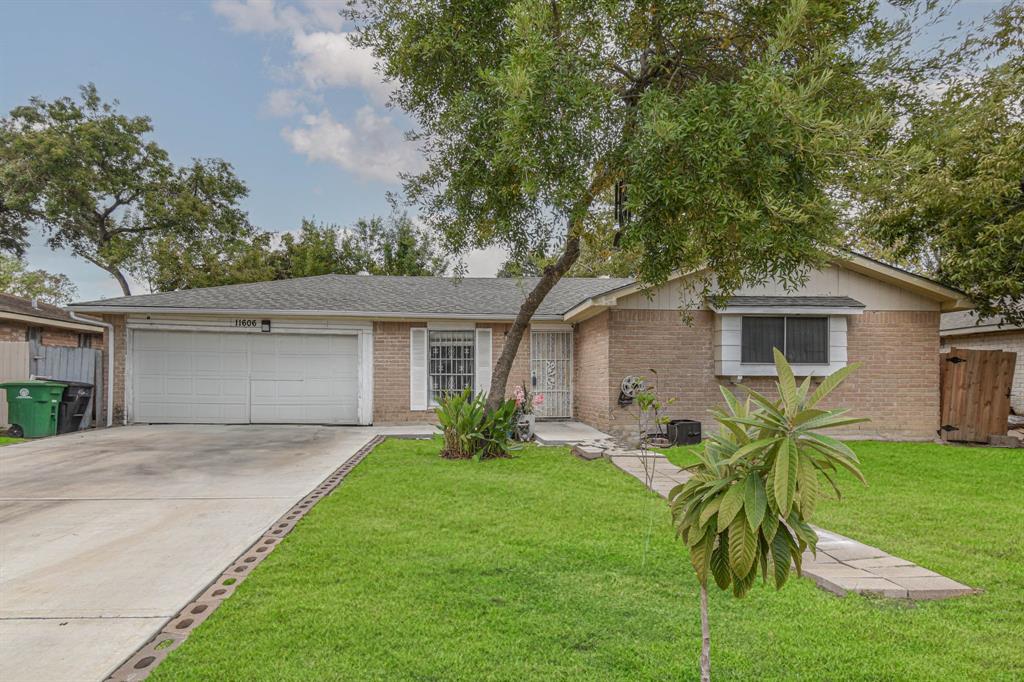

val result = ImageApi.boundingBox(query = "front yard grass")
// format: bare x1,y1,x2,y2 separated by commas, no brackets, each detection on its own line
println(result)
152,438,1023,681
0,436,25,446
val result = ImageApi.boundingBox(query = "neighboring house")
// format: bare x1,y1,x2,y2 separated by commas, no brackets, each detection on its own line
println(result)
1,293,105,348
69,253,968,441
1,293,106,428
941,311,1023,414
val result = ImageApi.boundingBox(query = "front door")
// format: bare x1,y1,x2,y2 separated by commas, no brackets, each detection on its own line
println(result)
530,330,573,418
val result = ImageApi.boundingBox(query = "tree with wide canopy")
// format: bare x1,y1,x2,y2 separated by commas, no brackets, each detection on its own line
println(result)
349,0,904,409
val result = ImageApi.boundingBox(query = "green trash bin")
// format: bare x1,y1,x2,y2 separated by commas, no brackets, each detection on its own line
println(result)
1,380,67,438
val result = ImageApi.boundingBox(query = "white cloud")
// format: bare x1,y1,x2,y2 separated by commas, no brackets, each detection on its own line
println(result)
264,88,310,117
292,31,391,103
282,107,422,182
462,246,507,277
211,0,305,33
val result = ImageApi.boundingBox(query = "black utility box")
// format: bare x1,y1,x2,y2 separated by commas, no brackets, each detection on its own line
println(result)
57,381,94,434
667,419,702,445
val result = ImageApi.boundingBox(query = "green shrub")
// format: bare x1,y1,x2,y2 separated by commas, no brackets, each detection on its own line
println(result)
434,388,519,460
669,349,868,680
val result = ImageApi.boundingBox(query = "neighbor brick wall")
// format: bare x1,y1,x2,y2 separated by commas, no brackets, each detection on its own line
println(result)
941,330,1024,414
40,329,80,348
0,321,26,342
572,312,611,431
581,309,941,442
0,322,101,347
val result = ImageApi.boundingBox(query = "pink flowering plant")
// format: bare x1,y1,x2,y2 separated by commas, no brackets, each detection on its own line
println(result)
513,382,544,416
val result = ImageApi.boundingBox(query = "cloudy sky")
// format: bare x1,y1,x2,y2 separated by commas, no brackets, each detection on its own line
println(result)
0,0,1001,301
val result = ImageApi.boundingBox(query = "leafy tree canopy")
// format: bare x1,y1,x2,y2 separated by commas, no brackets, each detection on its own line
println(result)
350,0,907,407
0,84,252,295
135,207,449,292
0,254,78,305
856,1,1024,324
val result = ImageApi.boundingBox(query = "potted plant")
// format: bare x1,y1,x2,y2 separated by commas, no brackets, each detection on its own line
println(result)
512,382,544,441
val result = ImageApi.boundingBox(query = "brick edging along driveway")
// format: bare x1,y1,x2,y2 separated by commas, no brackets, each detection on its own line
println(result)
105,435,388,682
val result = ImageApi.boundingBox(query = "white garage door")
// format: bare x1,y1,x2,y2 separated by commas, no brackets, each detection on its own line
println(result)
131,330,360,424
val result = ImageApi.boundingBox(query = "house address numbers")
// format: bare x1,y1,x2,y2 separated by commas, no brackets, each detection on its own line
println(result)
235,319,272,332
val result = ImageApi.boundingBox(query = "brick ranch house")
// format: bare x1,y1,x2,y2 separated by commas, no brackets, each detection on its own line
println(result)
68,253,969,441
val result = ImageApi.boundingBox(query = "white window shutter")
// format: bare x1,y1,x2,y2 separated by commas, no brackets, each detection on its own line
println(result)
410,327,428,411
475,327,492,397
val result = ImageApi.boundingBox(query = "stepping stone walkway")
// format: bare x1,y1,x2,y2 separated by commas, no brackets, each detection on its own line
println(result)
581,443,976,601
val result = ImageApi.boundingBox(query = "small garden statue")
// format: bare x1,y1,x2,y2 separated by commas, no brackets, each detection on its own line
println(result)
512,382,544,441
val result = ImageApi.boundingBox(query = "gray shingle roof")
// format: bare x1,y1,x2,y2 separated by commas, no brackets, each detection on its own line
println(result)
0,293,104,328
725,295,865,308
70,275,635,319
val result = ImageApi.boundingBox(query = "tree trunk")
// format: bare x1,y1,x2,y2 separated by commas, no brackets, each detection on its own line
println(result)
700,582,711,682
109,266,132,296
484,234,581,412
81,252,133,296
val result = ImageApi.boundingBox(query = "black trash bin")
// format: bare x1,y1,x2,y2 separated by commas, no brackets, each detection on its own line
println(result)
56,381,94,434
667,419,702,445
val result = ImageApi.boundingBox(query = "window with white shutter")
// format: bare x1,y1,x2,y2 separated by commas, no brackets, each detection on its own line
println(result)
475,327,492,396
409,328,428,411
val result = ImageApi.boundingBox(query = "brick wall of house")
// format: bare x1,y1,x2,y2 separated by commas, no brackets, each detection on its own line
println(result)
372,320,428,423
605,310,723,440
941,330,1024,414
576,309,941,442
372,321,533,424
103,314,128,425
487,323,532,397
572,312,611,431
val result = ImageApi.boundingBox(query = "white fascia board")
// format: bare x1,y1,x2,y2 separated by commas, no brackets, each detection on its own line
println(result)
714,306,865,316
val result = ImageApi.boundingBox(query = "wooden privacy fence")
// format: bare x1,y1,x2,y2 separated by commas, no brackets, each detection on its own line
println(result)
28,341,104,429
0,342,31,428
939,347,1017,443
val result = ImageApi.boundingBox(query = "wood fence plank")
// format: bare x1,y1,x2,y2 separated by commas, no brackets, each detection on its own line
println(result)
0,342,31,428
940,348,1017,443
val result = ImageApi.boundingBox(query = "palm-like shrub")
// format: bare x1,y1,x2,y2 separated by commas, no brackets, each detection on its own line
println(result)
434,388,519,460
670,349,868,681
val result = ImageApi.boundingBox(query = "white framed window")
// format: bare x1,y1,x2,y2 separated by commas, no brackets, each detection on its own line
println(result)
428,330,475,405
741,316,829,365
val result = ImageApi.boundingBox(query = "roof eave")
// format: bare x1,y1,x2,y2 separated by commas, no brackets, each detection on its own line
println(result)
838,253,971,311
0,311,105,332
67,305,565,322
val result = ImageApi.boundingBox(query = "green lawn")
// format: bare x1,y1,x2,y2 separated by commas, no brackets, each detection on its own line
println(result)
0,436,25,446
152,438,1024,681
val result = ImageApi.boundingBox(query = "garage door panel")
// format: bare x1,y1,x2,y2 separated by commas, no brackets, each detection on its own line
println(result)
132,330,360,425
165,377,194,395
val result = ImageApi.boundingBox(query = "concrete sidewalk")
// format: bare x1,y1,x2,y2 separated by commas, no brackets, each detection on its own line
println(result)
608,449,976,601
0,424,431,682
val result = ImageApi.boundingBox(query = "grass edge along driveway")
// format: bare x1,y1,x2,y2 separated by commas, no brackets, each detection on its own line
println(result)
151,438,1023,681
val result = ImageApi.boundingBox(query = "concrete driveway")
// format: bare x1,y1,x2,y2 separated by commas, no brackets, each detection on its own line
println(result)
0,424,412,682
